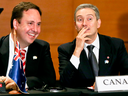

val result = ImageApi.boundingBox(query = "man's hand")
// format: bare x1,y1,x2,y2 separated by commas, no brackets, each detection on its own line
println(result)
87,82,95,90
73,27,91,57
92,82,95,89
0,76,18,91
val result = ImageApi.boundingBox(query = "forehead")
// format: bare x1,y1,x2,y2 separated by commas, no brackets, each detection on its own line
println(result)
76,8,95,17
21,9,41,22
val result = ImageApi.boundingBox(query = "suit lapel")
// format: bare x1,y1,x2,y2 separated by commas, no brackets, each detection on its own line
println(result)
79,49,94,78
0,36,9,74
98,35,112,76
25,41,39,75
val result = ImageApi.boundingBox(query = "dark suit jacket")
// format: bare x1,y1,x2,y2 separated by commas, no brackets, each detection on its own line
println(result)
58,34,128,87
0,35,56,89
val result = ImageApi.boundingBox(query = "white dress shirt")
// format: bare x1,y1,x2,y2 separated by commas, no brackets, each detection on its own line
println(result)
70,34,100,69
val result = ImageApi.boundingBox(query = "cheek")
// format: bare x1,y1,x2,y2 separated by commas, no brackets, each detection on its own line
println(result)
89,22,97,28
37,28,41,34
88,21,95,26
38,31,41,34
76,22,82,28
20,25,29,32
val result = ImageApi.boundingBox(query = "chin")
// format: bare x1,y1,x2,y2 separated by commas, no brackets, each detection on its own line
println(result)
28,40,35,44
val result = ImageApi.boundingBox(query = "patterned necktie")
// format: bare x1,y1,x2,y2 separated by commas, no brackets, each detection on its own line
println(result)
20,49,26,73
87,45,99,76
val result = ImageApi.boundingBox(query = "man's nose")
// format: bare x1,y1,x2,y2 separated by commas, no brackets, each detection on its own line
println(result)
82,20,87,28
33,24,38,32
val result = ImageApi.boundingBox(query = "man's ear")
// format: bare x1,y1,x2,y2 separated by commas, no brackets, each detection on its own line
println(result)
74,21,77,29
97,19,101,28
13,19,19,30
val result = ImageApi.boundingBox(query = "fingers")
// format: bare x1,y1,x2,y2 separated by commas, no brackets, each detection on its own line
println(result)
76,27,90,46
4,77,12,85
77,27,91,42
93,82,95,89
6,82,17,90
0,76,6,82
0,76,18,91
78,27,89,38
4,78,18,90
74,27,91,57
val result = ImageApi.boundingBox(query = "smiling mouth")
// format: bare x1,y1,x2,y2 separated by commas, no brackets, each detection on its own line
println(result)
28,33,35,37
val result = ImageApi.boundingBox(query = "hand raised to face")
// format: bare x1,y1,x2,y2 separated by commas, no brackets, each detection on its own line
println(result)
73,27,91,58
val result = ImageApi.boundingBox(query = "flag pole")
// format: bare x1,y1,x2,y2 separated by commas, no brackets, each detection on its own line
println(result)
13,29,17,51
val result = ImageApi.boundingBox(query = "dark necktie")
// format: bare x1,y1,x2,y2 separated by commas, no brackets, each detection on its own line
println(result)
87,45,99,76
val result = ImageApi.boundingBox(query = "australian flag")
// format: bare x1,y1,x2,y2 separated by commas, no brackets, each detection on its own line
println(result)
9,41,27,93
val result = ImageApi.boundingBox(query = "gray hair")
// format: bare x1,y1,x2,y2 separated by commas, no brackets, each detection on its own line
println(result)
74,4,100,21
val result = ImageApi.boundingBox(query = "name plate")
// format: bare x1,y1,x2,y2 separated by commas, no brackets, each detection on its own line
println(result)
95,75,128,92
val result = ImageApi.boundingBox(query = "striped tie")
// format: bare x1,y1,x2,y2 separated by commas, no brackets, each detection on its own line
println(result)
20,49,26,73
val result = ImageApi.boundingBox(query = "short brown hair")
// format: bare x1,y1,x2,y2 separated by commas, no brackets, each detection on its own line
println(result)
10,2,42,29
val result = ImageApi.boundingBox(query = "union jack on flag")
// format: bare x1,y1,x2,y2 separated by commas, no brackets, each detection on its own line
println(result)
9,41,27,93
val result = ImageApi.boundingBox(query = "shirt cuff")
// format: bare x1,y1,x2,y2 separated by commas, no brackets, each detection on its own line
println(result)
70,55,80,69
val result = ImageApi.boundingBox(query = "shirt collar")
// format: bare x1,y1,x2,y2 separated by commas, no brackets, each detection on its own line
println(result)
85,34,100,49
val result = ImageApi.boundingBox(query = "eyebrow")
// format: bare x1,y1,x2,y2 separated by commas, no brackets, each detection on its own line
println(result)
28,20,41,23
86,14,94,17
76,14,94,18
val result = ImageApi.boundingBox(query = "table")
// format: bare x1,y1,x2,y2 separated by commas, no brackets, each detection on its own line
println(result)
0,88,82,96
0,88,128,96
68,88,128,96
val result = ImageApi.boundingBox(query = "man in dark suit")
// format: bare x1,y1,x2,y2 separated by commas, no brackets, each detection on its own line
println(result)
58,4,128,88
0,2,56,92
